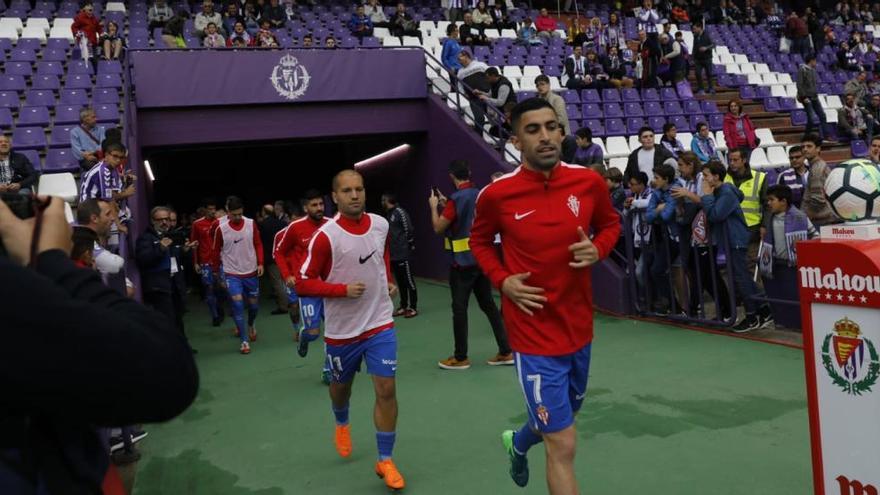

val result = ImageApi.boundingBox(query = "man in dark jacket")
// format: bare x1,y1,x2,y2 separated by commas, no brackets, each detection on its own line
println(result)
257,203,290,315
0,135,38,194
136,206,197,351
382,192,418,318
624,127,677,184
692,23,715,94
0,196,198,494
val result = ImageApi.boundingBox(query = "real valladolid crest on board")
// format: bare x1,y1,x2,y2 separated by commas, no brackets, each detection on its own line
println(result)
270,53,311,101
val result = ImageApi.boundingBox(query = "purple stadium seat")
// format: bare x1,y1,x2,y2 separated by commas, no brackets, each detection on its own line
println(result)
9,49,36,63
565,104,580,119
851,139,868,158
18,106,51,127
0,39,12,53
129,37,151,49
94,104,120,124
36,61,64,76
49,125,75,148
0,91,19,110
24,90,55,108
68,61,94,75
93,88,119,104
605,118,626,136
17,39,41,51
46,38,72,51
54,105,81,125
660,87,678,101
648,116,667,133
64,74,93,91
0,108,12,129
663,101,684,115
700,100,721,114
683,100,701,114
624,102,643,117
561,90,579,103
584,119,605,137
543,65,562,77
5,61,32,77
361,36,380,48
779,97,797,111
644,101,664,116
18,150,41,171
641,88,659,101
59,89,90,106
755,86,771,98
31,75,60,91
581,89,600,103
581,102,602,118
11,127,47,151
689,115,707,129
601,88,620,102
40,48,67,63
708,113,724,131
621,88,640,101
669,115,690,132
739,85,757,100
44,149,79,173
0,75,25,92
626,117,646,134
603,103,623,118
763,97,781,112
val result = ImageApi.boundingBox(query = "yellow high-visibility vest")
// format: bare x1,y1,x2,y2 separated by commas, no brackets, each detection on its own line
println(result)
725,170,766,227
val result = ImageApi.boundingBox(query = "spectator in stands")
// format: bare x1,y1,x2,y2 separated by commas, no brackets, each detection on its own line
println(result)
162,9,189,48
602,45,635,88
712,0,741,24
458,50,490,131
625,126,676,183
797,56,829,143
606,168,625,211
136,206,197,350
563,45,589,90
804,7,823,54
382,192,418,318
689,0,708,24
515,17,542,47
691,122,720,164
535,8,559,39
477,67,517,112
759,184,818,298
195,1,223,38
743,0,765,25
0,196,198,493
725,148,768,269
203,22,226,47
71,226,98,269
255,19,279,47
572,127,604,168
784,10,811,60
441,24,463,71
460,11,489,47
490,4,514,30
637,29,660,88
838,92,873,140
700,160,772,332
0,136,37,195
324,37,337,49
80,142,134,245
584,49,612,89
99,21,124,60
574,16,602,53
535,75,570,135
443,0,465,23
851,31,880,66
472,1,492,27
646,162,682,314
722,99,758,157
836,41,861,72
844,71,870,107
658,32,686,85
301,33,313,48
603,12,626,51
801,134,840,226
242,3,260,35
660,122,685,158
262,0,286,29
72,3,102,61
671,0,691,23
149,0,174,30
349,4,373,38
222,2,239,36
636,0,660,39
870,134,880,164
76,199,125,277
365,0,389,28
71,108,107,171
691,22,715,94
624,171,653,299
226,21,254,46
391,3,420,39
775,145,807,208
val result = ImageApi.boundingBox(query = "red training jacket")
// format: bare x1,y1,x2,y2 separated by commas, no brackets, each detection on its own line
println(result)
190,216,218,266
470,163,621,356
273,216,328,280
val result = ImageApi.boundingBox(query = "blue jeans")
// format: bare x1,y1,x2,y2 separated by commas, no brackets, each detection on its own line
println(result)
729,247,760,315
804,97,826,139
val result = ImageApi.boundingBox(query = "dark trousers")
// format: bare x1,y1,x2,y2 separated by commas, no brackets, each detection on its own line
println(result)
729,247,761,315
694,58,714,92
449,266,511,360
144,289,186,338
392,259,418,310
804,96,827,139
685,245,732,319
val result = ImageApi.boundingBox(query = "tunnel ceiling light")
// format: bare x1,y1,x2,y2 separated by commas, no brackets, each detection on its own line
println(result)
144,159,155,182
354,144,411,170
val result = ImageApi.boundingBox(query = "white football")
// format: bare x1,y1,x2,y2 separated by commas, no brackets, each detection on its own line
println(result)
823,159,880,221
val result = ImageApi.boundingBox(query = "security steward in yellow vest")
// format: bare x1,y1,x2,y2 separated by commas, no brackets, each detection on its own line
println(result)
428,159,512,371
724,148,768,273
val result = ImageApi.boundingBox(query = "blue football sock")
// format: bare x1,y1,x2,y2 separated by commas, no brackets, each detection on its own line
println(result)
305,330,320,342
247,303,259,326
513,423,543,456
376,431,396,460
332,404,349,425
231,299,246,342
205,290,219,319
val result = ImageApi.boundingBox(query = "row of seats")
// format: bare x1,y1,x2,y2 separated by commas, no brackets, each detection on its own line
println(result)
0,73,123,91
0,104,119,127
0,88,119,107
1,60,123,77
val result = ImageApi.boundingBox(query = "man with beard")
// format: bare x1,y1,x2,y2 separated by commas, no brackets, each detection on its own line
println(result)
469,97,621,494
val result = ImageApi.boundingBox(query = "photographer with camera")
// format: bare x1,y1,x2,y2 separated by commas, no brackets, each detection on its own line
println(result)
135,206,198,352
0,194,198,493
0,135,38,196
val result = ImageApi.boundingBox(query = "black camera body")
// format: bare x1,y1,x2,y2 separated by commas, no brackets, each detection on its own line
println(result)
0,193,35,258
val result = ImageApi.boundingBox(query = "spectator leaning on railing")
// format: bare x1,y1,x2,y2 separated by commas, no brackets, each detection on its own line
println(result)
625,126,677,184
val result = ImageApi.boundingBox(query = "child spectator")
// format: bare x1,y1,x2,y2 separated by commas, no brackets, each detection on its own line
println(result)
759,184,818,279
605,168,625,211
700,160,773,332
660,123,685,158
624,171,653,307
100,21,124,60
646,163,682,314
71,226,98,269
202,22,225,48
572,127,604,168
255,19,279,47
691,122,720,163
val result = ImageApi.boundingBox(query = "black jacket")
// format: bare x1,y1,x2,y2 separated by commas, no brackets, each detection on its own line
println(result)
135,226,177,294
624,145,675,183
0,250,198,494
691,30,714,62
258,216,286,264
2,152,38,189
387,206,415,262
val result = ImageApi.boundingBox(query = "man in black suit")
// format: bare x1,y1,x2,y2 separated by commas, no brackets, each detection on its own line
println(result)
0,135,38,195
136,206,198,352
460,11,489,46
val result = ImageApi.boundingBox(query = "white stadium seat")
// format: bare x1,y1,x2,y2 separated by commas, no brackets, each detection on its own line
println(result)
26,18,50,35
777,73,793,84
548,76,561,90
0,25,18,41
678,132,694,151
518,77,536,91
749,147,771,169
732,54,748,64
825,95,843,110
766,146,789,167
502,65,522,78
0,18,23,34
628,135,640,151
382,37,402,47
105,2,126,13
20,26,46,41
609,157,627,172
770,85,786,97
755,128,784,148
505,142,521,163
724,63,741,75
605,136,630,158
484,28,500,39
715,131,728,152
373,27,391,38
401,36,420,47
522,65,541,78
48,26,74,40
499,29,517,39
718,53,735,64
38,173,77,203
